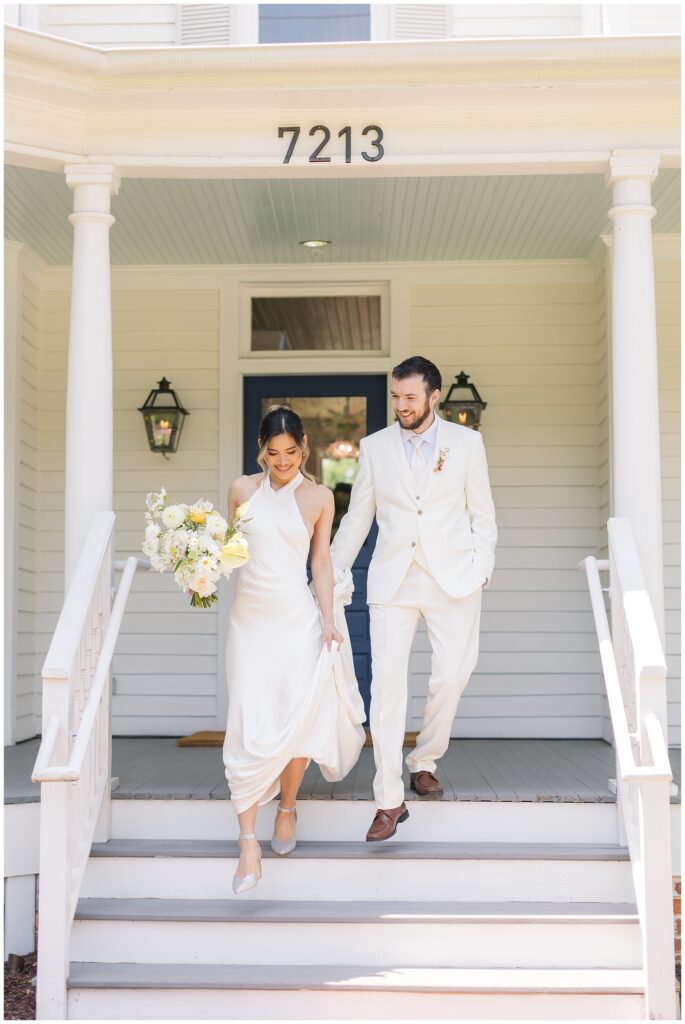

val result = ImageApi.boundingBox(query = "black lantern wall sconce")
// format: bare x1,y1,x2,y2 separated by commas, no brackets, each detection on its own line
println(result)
138,377,190,458
440,371,487,430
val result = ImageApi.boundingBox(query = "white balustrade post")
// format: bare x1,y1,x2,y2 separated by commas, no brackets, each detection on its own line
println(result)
606,151,665,640
638,772,677,1020
63,165,119,591
36,675,72,1020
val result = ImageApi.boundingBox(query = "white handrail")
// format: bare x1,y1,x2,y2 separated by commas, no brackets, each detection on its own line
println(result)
579,555,672,783
580,517,676,1021
30,714,61,778
40,511,115,679
32,556,142,783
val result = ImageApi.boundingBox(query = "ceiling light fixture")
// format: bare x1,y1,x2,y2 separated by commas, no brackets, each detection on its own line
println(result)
299,239,332,248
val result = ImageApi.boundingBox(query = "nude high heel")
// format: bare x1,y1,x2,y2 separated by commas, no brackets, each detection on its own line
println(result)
271,804,297,855
232,833,262,895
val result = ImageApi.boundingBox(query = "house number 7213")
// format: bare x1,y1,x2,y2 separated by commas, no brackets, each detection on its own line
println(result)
278,125,384,164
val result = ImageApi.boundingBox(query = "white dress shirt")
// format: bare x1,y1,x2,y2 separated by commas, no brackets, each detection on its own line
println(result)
400,414,440,468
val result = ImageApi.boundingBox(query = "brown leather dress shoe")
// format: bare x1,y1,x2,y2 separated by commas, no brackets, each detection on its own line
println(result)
410,770,444,797
365,803,409,842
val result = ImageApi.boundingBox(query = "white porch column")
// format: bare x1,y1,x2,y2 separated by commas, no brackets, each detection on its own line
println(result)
63,164,119,590
606,151,665,638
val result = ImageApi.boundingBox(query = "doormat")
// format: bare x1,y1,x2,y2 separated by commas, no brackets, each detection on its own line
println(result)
363,730,417,748
178,730,418,748
177,731,224,747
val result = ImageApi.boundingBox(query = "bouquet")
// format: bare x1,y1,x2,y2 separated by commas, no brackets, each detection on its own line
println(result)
142,488,250,608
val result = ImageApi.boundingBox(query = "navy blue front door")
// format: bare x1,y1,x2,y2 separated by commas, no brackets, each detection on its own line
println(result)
243,374,386,718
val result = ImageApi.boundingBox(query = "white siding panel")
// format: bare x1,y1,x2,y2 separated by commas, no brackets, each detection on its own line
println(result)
40,4,176,48
38,286,220,737
450,4,583,38
593,248,611,742
407,271,605,738
14,269,40,740
657,257,681,746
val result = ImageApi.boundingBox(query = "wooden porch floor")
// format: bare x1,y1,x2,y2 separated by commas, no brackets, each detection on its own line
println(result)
5,737,681,805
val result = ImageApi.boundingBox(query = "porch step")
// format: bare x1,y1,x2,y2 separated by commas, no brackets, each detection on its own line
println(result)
66,963,646,1020
82,839,634,902
111,797,621,844
90,838,631,860
71,898,641,969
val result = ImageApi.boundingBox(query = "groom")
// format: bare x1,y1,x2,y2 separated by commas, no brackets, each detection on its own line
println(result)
331,356,497,841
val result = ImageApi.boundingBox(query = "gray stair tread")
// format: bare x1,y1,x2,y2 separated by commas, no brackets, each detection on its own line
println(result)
75,897,639,923
67,962,646,993
90,838,630,861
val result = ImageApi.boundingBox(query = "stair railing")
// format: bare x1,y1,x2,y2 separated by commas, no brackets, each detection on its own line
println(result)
579,516,676,1021
31,511,149,1019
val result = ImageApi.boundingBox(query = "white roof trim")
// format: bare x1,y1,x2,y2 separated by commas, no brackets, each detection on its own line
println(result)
4,25,680,85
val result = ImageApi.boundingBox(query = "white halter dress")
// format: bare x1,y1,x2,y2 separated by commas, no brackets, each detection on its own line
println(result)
223,471,365,814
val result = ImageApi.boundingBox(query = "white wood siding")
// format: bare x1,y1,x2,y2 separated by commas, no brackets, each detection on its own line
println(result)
39,4,177,47
448,5,583,39
16,271,40,739
11,259,41,741
39,284,221,736
592,244,612,743
656,253,681,746
406,263,606,738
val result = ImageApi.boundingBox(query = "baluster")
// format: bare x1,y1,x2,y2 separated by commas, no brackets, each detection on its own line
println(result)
93,538,114,844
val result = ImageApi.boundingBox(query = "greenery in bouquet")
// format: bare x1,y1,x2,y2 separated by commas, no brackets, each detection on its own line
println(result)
142,488,250,608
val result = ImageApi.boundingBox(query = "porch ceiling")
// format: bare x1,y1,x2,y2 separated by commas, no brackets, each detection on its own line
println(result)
4,165,681,265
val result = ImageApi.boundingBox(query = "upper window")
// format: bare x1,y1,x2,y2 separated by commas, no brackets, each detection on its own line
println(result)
258,4,371,44
251,295,381,351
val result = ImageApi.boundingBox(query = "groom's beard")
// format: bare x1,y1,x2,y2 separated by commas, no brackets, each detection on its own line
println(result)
395,401,433,433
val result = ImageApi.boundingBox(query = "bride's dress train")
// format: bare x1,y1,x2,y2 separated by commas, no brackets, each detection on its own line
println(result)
223,472,365,813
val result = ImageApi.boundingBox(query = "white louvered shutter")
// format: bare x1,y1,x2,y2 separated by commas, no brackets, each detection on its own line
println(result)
178,5,232,45
393,4,450,39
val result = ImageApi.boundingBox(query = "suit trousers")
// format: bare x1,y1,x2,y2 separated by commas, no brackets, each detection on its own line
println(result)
369,560,482,809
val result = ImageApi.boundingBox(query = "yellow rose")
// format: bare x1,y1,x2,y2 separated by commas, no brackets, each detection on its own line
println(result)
189,508,206,525
220,537,249,569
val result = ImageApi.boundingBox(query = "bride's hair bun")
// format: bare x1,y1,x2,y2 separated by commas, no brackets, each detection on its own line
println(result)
263,403,292,416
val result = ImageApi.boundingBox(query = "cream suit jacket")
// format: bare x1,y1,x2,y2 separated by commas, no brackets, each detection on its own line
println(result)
331,417,497,605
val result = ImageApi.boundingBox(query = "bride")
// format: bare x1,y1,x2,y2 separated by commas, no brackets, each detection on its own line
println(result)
223,405,365,894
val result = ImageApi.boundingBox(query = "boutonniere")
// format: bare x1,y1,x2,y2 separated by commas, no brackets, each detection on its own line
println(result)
434,447,450,473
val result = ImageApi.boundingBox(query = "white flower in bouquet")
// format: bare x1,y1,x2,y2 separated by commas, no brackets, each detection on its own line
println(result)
145,488,167,515
195,555,220,578
142,522,161,558
163,529,189,562
162,504,186,529
174,563,194,589
186,534,201,555
205,512,228,539
188,573,217,599
198,534,221,558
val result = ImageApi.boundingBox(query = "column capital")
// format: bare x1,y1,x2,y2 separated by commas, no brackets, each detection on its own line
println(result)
605,150,659,188
64,163,120,195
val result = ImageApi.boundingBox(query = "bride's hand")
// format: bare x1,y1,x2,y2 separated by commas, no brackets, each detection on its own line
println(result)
323,622,344,650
